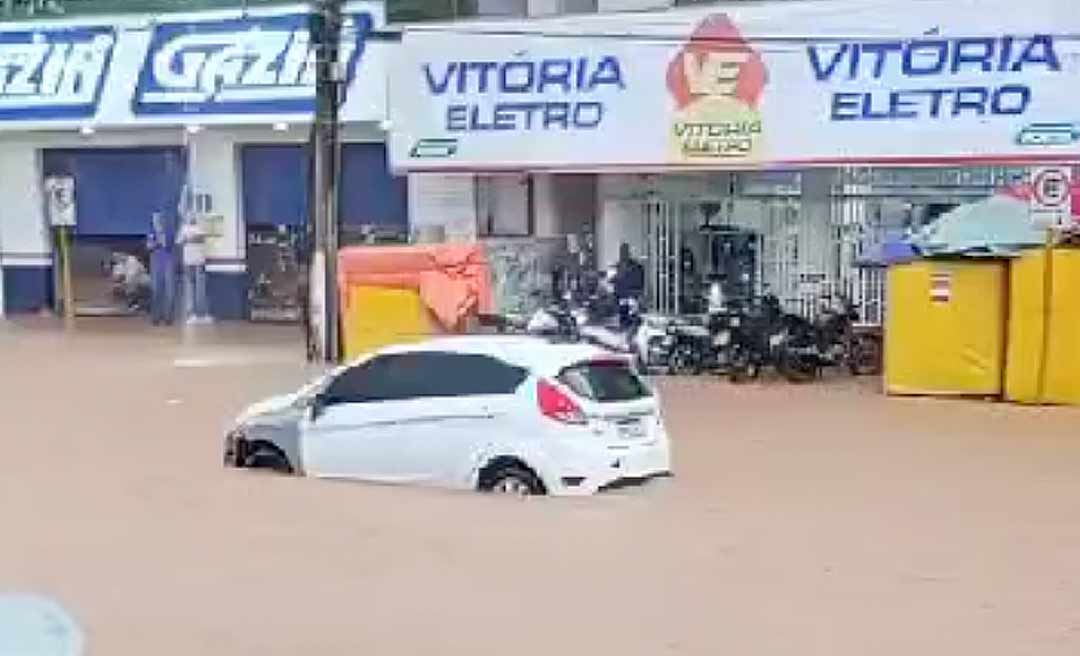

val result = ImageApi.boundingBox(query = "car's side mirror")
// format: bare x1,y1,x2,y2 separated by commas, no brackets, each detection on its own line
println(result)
310,393,328,421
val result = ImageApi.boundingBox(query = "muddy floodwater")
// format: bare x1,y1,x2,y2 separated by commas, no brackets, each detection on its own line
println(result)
2,319,1080,655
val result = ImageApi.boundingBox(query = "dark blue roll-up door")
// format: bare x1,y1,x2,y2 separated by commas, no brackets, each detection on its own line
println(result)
340,143,407,229
42,148,185,237
241,145,309,227
241,143,405,229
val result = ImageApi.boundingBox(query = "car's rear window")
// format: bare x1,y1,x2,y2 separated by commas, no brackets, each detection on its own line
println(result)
558,361,651,402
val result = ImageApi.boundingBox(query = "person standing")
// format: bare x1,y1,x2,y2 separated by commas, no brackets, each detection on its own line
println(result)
178,213,210,323
613,242,645,301
613,242,645,326
147,212,176,326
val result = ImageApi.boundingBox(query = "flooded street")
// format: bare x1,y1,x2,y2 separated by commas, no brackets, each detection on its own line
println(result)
2,319,1080,655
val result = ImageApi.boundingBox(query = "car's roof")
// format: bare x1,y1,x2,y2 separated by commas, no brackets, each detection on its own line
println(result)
376,335,615,376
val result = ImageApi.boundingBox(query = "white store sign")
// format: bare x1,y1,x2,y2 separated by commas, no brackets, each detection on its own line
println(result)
0,1,387,130
389,0,1080,171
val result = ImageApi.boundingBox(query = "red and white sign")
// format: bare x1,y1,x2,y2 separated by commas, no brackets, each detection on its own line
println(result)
930,271,951,303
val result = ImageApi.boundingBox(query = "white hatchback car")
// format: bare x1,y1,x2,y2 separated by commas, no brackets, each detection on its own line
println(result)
224,336,672,495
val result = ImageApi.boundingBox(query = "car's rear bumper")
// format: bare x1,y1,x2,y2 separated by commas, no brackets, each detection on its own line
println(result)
536,436,672,496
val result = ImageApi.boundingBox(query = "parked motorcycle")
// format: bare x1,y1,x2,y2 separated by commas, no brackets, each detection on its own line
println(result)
725,295,787,383
661,316,713,375
632,313,678,373
816,297,882,376
774,296,882,381
525,294,581,342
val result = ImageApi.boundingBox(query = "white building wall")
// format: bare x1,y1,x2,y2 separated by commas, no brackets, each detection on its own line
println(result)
477,175,530,236
0,144,50,268
407,173,478,241
532,173,596,239
0,143,49,316
188,131,244,270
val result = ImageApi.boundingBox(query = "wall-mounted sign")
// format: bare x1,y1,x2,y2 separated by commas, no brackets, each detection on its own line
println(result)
1029,166,1072,228
0,26,115,120
390,0,1080,171
134,11,372,116
44,175,76,226
0,1,384,129
930,271,952,303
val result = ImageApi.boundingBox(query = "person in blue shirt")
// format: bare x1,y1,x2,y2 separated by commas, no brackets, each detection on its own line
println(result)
147,212,176,325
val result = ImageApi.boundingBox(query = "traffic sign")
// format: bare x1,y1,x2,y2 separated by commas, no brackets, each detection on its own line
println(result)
1029,166,1072,227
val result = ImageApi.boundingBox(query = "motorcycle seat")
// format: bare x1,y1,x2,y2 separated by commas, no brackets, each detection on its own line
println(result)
672,324,711,338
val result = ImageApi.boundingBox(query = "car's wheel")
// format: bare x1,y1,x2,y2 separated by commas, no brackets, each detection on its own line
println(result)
241,441,294,474
480,463,545,496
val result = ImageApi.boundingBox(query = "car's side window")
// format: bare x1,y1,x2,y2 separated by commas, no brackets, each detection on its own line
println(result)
322,356,392,405
323,352,527,404
428,353,528,396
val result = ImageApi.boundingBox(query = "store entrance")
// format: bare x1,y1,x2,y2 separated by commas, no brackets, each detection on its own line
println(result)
640,199,764,316
240,143,408,322
241,145,308,322
42,148,185,317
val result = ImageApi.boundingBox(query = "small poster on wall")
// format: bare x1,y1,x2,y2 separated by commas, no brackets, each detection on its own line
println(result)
44,176,76,227
200,213,225,256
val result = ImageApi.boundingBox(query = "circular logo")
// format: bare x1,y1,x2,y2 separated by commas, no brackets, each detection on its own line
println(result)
1032,168,1070,208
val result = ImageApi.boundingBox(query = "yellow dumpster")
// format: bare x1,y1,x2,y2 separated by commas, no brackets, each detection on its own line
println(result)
337,244,494,361
885,259,1008,397
1005,248,1080,405
341,285,434,361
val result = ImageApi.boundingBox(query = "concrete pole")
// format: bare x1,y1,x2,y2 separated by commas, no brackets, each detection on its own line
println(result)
310,0,343,362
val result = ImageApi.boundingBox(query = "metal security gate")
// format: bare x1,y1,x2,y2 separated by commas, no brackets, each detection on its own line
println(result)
618,166,1030,325
643,198,679,315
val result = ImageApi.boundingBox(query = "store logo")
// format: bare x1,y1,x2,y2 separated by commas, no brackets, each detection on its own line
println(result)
1016,122,1080,147
0,26,115,121
410,138,458,158
133,12,372,116
665,14,768,161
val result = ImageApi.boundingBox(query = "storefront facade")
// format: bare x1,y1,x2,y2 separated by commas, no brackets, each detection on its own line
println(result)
388,0,1076,323
0,1,404,320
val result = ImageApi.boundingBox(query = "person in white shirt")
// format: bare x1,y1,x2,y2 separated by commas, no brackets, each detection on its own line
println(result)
177,214,210,323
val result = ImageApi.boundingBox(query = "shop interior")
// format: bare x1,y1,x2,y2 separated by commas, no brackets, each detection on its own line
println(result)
602,167,1027,325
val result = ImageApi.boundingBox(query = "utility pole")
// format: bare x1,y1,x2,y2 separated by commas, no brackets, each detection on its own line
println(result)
309,0,343,362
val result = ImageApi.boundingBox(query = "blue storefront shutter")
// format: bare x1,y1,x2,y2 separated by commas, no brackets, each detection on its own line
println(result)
339,143,407,229
241,145,310,227
42,148,185,237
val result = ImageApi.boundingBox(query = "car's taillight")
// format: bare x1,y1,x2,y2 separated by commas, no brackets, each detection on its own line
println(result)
537,379,586,425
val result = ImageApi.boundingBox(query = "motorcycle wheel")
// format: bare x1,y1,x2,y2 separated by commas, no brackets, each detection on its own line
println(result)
668,344,700,376
779,351,818,384
728,350,760,384
848,334,882,376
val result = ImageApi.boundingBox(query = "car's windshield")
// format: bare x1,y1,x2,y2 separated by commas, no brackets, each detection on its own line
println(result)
558,361,651,402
